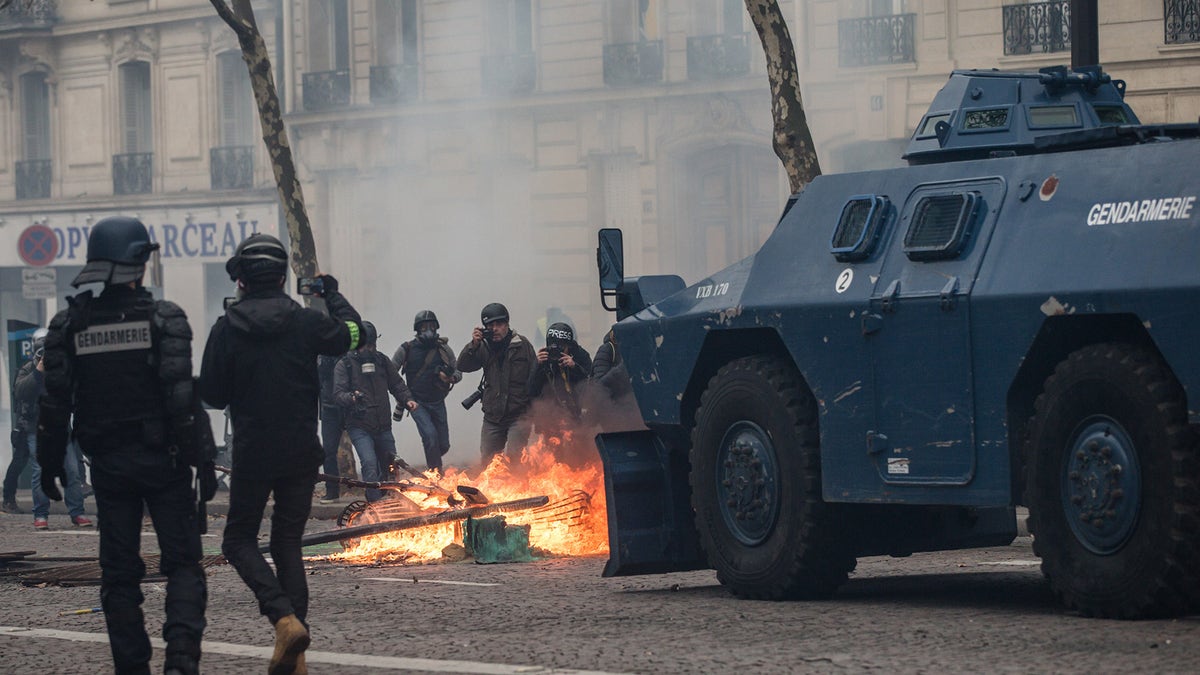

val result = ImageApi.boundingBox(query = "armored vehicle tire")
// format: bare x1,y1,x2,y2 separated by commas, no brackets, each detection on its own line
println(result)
689,355,854,600
1024,343,1200,619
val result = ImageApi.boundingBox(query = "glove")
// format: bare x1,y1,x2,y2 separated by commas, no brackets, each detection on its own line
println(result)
317,274,338,295
199,462,218,502
40,466,65,502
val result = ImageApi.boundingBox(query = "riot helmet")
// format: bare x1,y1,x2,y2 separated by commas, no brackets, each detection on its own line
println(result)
360,321,379,347
481,303,509,326
545,322,575,346
71,216,160,287
226,234,288,286
413,310,440,331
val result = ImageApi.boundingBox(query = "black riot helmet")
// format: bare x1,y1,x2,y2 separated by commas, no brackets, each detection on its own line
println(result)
360,321,379,347
226,234,288,285
413,310,439,331
71,216,160,287
546,322,575,346
480,302,509,325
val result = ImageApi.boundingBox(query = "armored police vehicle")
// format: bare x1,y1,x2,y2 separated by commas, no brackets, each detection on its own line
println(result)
595,65,1199,619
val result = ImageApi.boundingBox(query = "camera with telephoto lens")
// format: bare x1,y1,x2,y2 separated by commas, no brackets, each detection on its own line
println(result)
461,381,486,410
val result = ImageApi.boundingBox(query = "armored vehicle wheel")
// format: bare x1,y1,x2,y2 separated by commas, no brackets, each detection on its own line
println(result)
1024,343,1200,618
689,355,854,600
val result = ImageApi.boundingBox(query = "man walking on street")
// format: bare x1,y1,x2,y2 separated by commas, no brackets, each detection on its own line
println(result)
458,303,536,463
19,335,92,530
393,310,461,474
38,216,209,675
200,234,363,675
335,321,417,501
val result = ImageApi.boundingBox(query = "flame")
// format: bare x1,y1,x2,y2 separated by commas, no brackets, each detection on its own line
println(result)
332,431,608,564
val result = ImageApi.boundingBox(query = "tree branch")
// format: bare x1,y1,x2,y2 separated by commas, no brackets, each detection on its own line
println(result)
208,0,253,38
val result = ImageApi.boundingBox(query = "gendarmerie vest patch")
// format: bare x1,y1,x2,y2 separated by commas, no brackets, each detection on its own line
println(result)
74,321,153,355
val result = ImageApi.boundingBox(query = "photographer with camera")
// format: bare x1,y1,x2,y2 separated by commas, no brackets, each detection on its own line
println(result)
335,321,417,501
528,322,592,442
457,303,536,464
392,310,461,474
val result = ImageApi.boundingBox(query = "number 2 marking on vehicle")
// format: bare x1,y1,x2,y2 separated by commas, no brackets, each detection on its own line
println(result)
696,282,731,299
835,268,854,294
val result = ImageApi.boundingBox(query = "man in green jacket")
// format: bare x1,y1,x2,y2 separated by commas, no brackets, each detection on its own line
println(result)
457,303,536,463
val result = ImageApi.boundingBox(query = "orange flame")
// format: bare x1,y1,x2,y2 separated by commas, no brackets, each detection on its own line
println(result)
333,432,608,564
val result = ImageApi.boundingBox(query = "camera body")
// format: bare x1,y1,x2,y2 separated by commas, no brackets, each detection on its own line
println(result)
479,323,494,343
297,277,325,296
547,342,564,361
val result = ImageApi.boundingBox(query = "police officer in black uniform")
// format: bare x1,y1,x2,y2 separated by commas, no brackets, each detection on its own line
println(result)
38,216,210,675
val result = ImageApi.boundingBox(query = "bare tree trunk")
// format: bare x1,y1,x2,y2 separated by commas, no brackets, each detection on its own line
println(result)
210,0,319,279
744,0,821,194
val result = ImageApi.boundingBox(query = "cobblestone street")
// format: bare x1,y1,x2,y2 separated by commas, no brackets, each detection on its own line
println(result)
1,504,1197,674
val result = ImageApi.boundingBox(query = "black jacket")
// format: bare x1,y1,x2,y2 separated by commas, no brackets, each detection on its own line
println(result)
12,360,41,433
333,348,412,434
589,338,632,399
528,344,592,420
199,288,360,479
393,337,461,404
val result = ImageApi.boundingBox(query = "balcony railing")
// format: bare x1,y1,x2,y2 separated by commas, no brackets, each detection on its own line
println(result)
210,146,254,191
302,69,351,111
838,14,915,67
687,33,751,80
1003,1,1070,55
370,64,419,104
0,0,57,31
113,153,152,195
15,159,50,200
481,52,536,96
1165,0,1200,44
604,40,664,86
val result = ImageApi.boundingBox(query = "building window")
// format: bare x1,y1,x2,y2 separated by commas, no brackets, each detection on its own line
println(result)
838,2,915,67
1003,1,1070,55
689,0,750,80
304,0,351,110
371,0,420,104
1164,0,1200,44
115,61,152,195
213,52,255,190
482,0,535,96
17,71,51,200
604,0,663,86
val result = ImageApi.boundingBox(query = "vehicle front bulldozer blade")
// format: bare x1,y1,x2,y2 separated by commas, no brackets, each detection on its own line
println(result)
595,430,708,577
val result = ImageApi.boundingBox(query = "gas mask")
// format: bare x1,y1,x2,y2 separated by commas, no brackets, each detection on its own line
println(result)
418,329,439,345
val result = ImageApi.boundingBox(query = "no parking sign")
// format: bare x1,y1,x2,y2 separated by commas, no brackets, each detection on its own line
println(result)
18,224,59,267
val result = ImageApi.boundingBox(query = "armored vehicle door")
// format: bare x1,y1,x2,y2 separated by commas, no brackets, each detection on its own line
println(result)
863,177,1005,489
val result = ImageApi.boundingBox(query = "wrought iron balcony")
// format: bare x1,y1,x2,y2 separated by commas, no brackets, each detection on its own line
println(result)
1165,0,1200,44
210,146,254,191
604,40,664,86
687,33,751,80
0,0,57,32
1003,1,1070,55
370,64,419,104
302,69,351,111
15,159,50,200
838,14,915,67
481,52,536,96
113,153,152,195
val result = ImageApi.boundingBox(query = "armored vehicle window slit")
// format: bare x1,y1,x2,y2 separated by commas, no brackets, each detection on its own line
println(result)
961,107,1010,133
1093,105,1128,125
1028,105,1080,128
903,192,979,261
831,195,890,262
917,113,952,138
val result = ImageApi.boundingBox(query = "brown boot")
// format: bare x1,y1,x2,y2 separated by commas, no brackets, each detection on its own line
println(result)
268,614,310,675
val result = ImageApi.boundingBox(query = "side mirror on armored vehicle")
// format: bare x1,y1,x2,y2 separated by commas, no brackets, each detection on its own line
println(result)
597,228,625,311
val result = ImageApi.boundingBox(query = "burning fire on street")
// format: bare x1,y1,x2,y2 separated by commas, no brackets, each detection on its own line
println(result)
328,432,609,565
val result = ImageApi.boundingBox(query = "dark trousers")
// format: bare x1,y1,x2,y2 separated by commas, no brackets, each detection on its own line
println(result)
91,446,206,674
480,414,532,464
410,399,450,472
320,405,344,499
222,470,316,625
2,429,31,503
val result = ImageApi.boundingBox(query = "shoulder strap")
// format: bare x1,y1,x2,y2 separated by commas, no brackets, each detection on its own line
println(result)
413,344,441,380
